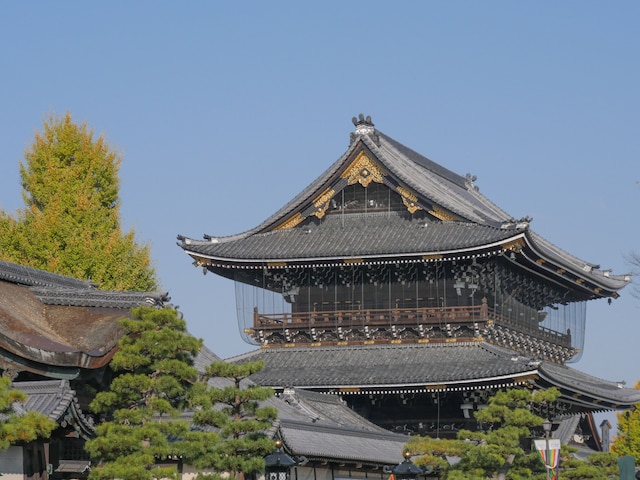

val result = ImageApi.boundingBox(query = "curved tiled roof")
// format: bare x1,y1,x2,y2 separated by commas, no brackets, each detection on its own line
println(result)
12,379,95,438
233,342,538,389
231,342,640,409
0,259,170,375
178,116,630,294
538,362,640,408
0,259,96,289
280,419,407,464
184,213,520,263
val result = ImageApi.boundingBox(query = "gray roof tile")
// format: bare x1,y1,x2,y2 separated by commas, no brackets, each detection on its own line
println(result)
234,342,536,388
185,213,519,262
232,342,640,408
11,379,95,435
280,420,407,464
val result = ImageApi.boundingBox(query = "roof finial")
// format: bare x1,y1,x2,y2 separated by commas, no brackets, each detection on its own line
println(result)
352,113,375,135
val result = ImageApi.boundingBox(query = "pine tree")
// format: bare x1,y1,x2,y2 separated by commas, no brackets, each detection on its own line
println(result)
0,377,56,451
407,387,562,480
85,307,207,480
0,112,157,291
190,360,278,480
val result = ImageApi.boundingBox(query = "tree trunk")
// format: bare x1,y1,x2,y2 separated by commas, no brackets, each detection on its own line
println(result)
495,454,515,480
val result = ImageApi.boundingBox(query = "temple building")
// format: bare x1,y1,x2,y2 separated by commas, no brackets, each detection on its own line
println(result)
178,115,640,443
0,259,170,478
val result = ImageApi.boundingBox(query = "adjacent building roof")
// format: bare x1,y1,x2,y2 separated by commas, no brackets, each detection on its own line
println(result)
190,348,409,467
0,259,169,378
178,116,629,298
230,342,640,411
12,379,95,439
264,389,408,465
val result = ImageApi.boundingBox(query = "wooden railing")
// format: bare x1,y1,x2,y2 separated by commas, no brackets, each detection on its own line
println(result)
253,304,488,329
251,304,572,347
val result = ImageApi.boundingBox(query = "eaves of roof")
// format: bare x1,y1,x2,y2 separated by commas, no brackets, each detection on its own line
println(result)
13,379,96,437
0,260,96,289
181,214,521,265
0,347,81,379
0,259,169,372
235,342,538,390
233,341,640,410
279,419,407,465
522,231,630,292
537,362,640,409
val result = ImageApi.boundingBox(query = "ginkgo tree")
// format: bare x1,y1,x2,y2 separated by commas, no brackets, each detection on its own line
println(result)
612,380,640,459
0,112,157,291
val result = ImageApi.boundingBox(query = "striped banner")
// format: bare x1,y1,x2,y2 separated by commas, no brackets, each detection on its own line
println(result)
534,439,561,479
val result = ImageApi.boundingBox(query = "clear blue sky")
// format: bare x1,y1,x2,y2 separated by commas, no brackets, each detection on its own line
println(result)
1,2,638,426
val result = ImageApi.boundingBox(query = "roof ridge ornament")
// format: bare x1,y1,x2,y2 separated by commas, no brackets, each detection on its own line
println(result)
500,217,531,230
465,173,479,191
350,114,379,145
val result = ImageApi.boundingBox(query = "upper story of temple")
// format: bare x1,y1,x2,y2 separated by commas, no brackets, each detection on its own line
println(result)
178,115,630,364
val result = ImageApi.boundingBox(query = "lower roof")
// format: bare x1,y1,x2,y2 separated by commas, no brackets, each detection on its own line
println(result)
230,342,640,410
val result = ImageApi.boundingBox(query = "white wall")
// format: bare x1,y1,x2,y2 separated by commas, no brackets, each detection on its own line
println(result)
0,446,24,480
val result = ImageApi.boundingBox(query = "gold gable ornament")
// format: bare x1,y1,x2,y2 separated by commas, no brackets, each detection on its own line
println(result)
397,185,423,214
275,213,304,231
341,151,386,187
312,187,336,219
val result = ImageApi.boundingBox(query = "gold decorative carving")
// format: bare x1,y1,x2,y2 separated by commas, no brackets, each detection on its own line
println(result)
340,387,361,393
274,213,304,230
267,261,287,267
501,238,525,252
422,254,444,261
312,187,335,219
192,256,210,267
428,384,447,391
344,258,363,264
397,185,423,214
428,206,459,221
341,151,386,187
536,259,545,265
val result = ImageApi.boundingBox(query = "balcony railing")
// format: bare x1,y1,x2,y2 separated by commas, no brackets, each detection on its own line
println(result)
250,304,572,347
254,304,487,328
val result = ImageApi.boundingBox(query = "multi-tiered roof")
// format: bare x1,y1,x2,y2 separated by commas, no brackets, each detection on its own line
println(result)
178,115,639,422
